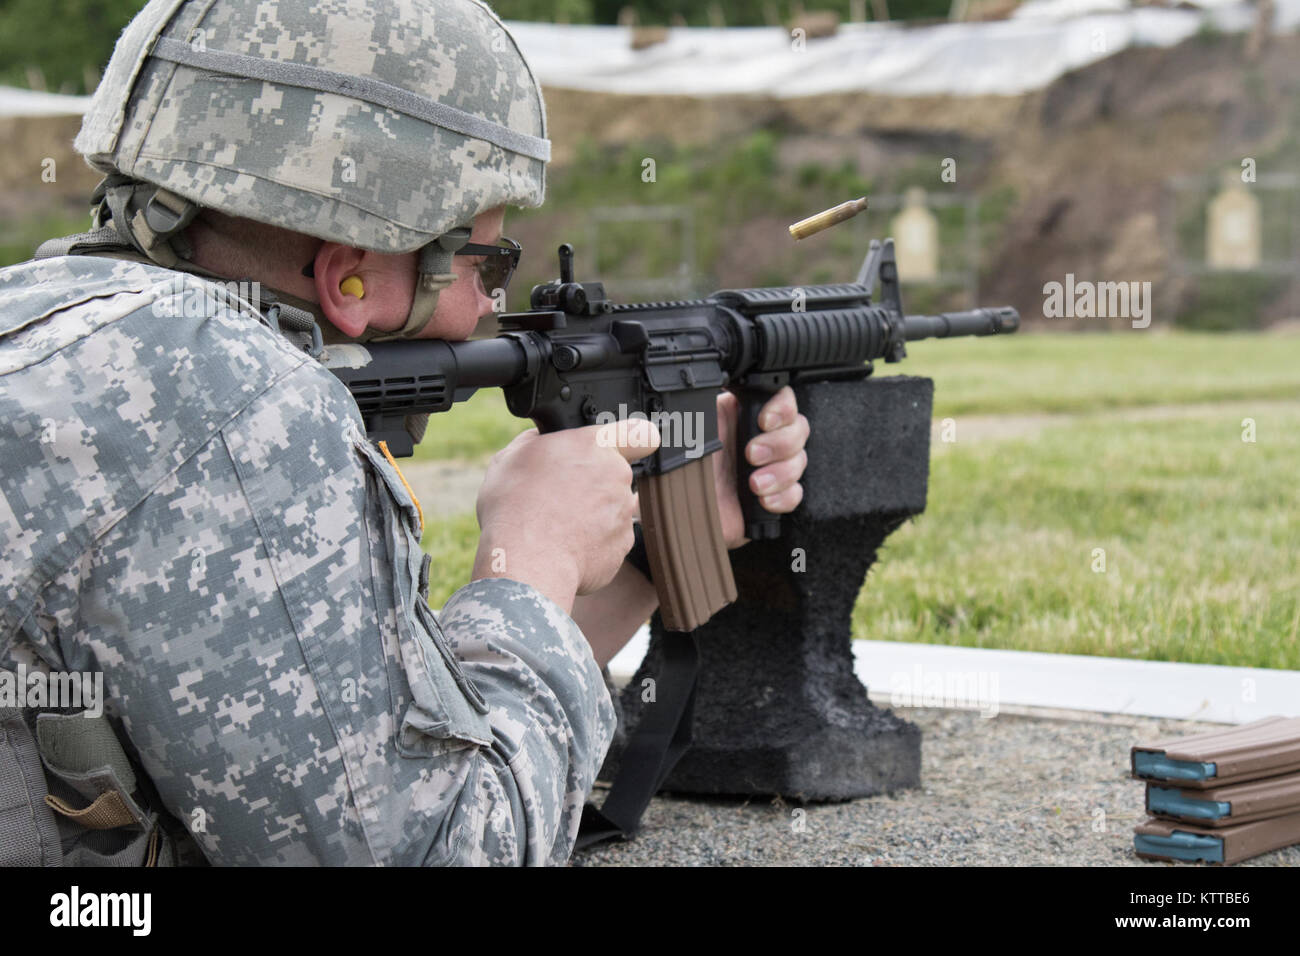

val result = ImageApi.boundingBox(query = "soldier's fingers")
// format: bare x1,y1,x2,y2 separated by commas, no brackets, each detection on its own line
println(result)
760,481,804,514
750,450,807,498
745,413,809,466
757,386,798,431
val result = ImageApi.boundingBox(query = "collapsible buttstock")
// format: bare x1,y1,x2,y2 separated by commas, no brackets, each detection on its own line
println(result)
638,455,737,631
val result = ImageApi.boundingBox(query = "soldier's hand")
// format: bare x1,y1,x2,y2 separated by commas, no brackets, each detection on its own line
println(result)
473,419,660,610
713,386,809,549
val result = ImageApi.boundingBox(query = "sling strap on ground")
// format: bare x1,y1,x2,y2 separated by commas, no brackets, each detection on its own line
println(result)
576,630,699,849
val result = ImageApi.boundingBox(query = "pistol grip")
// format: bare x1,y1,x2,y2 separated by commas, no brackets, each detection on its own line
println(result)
735,381,785,541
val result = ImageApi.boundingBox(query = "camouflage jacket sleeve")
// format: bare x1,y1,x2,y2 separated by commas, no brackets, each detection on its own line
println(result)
1,259,615,866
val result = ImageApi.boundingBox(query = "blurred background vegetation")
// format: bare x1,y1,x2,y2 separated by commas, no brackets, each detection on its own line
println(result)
0,0,142,93
503,131,1015,314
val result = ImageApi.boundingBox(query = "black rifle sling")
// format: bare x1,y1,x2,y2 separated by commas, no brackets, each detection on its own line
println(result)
576,629,699,849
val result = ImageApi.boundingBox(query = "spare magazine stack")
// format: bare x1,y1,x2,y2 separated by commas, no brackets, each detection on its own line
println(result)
1130,716,1300,864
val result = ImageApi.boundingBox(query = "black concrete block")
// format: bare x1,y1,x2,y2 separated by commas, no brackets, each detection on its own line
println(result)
603,374,934,800
798,373,933,520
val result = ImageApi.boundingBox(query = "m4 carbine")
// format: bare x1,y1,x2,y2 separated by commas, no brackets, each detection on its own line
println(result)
325,238,1018,631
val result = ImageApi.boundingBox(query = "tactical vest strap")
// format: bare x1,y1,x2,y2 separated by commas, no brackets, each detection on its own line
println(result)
34,176,199,269
34,226,133,261
45,790,137,830
36,712,138,796
64,830,166,867
0,668,179,865
0,705,63,866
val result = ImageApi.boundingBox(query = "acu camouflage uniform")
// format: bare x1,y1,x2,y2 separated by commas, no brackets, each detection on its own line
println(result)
0,0,616,866
0,253,615,866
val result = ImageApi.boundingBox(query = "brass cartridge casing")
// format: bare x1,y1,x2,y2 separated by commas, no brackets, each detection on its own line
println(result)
788,196,869,240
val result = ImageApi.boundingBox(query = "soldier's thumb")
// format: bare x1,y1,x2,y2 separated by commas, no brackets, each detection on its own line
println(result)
595,417,661,462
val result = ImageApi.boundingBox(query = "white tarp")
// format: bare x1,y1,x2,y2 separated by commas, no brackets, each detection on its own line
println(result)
508,0,1299,97
1014,0,1244,17
3,1,1296,116
1013,0,1132,19
0,86,92,118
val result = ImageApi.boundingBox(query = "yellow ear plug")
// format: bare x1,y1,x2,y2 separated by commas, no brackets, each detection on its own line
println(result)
339,276,365,299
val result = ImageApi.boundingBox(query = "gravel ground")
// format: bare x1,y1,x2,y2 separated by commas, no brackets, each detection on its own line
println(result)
572,706,1300,867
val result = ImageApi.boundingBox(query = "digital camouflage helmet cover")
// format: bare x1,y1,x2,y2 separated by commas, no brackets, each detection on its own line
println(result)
74,0,550,335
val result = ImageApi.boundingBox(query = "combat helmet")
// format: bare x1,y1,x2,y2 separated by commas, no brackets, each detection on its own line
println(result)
70,0,550,337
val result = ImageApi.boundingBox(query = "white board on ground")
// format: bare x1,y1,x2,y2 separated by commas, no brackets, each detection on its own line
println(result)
607,627,1300,724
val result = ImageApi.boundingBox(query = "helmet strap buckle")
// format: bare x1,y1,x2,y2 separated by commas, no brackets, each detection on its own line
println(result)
100,180,200,269
366,226,470,341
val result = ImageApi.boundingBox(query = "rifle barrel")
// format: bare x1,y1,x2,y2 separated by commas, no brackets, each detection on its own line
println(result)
904,307,1019,341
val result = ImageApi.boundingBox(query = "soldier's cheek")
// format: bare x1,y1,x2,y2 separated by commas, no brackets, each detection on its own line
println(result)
419,280,483,342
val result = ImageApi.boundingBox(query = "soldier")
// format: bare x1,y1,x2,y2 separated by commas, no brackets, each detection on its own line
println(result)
0,0,810,865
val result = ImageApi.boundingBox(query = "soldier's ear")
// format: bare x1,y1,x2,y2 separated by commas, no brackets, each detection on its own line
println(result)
314,242,370,337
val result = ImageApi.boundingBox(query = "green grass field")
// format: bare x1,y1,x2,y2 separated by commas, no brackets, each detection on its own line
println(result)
858,404,1299,668
418,330,1300,667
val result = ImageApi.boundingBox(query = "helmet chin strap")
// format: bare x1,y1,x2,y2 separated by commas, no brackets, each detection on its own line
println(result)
361,225,471,342
348,225,474,444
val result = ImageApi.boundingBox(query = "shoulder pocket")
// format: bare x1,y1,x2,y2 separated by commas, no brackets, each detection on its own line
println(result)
350,428,493,756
